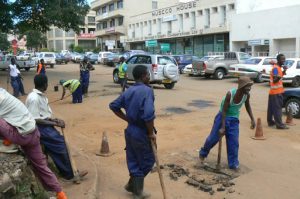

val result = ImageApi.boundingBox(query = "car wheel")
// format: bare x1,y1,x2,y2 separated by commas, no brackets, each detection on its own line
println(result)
291,76,300,87
164,82,175,89
113,70,119,84
285,98,300,118
50,64,54,68
179,68,183,74
204,74,211,79
254,73,263,83
214,69,225,80
25,67,30,72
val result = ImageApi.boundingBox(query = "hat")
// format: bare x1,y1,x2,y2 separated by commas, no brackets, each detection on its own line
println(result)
238,76,253,89
59,80,66,85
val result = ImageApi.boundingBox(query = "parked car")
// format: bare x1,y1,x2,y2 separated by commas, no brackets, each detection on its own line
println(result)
228,57,276,83
38,52,56,68
262,58,300,87
63,53,72,62
71,52,83,63
190,55,224,76
0,55,36,71
172,55,200,74
104,53,122,67
55,54,68,64
192,52,251,80
87,53,99,64
283,88,300,118
113,54,179,89
98,52,113,64
122,50,146,60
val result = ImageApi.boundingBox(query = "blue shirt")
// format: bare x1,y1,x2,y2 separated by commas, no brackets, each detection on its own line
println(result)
109,82,155,127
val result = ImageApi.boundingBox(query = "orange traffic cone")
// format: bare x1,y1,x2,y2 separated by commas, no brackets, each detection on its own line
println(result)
251,118,266,140
286,107,296,126
96,131,114,157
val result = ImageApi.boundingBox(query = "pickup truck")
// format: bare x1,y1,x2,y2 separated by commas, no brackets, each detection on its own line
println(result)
0,55,36,71
192,52,251,80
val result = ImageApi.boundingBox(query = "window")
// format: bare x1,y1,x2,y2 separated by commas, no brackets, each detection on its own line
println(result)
110,19,115,27
66,30,75,37
96,23,102,30
136,56,151,64
263,58,276,65
191,12,196,29
45,53,54,58
197,10,203,16
212,7,218,13
103,21,107,29
229,3,235,10
55,28,63,37
205,9,210,27
184,13,189,18
157,18,161,33
102,6,107,13
244,58,262,65
238,53,251,61
148,20,152,35
118,17,124,26
297,62,300,69
152,1,158,9
117,0,123,9
285,60,295,68
88,16,95,25
220,6,226,24
127,56,138,64
179,14,183,32
109,3,114,11
158,57,173,65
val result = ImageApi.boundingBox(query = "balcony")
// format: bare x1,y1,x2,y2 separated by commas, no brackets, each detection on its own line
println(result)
91,0,115,11
95,9,125,22
95,26,126,36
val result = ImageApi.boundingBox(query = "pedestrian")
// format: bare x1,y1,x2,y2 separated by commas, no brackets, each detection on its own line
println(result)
37,59,46,75
0,88,68,199
8,57,26,97
267,54,289,129
118,56,129,92
199,76,256,170
26,74,88,181
109,65,156,199
60,79,82,104
80,56,94,97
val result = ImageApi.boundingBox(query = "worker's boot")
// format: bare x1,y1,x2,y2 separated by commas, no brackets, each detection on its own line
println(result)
57,191,68,199
132,177,151,199
124,176,133,193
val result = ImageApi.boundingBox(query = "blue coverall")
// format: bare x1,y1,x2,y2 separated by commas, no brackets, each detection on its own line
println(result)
109,82,155,177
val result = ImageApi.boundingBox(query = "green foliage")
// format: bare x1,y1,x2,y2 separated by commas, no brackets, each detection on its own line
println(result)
24,30,47,49
93,47,101,53
0,33,10,51
74,45,84,53
40,48,49,52
69,43,75,51
1,0,90,34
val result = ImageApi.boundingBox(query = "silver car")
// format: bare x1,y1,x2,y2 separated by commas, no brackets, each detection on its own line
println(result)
113,54,179,89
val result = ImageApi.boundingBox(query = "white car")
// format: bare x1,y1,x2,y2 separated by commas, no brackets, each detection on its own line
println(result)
39,52,56,68
183,64,193,74
262,58,300,87
98,51,113,64
229,57,276,83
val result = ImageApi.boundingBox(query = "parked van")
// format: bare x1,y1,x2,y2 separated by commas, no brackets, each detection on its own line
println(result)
39,52,56,68
98,52,113,64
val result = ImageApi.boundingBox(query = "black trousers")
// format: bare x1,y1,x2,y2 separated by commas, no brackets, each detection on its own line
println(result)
267,94,285,127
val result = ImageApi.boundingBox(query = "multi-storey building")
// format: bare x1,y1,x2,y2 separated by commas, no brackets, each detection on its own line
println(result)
126,0,236,57
91,0,179,51
47,11,97,51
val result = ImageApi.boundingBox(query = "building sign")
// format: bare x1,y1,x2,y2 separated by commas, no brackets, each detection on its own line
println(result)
105,40,116,46
160,43,170,52
162,15,177,22
248,39,270,46
152,1,198,16
106,27,115,33
145,40,158,47
78,33,96,38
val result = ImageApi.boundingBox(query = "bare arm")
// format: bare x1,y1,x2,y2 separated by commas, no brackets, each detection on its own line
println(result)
112,110,128,122
245,94,256,129
220,92,231,135
61,86,66,100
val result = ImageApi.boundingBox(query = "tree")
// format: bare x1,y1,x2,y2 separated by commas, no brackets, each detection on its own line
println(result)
0,33,10,51
74,46,83,53
69,43,75,52
1,0,89,34
25,30,47,50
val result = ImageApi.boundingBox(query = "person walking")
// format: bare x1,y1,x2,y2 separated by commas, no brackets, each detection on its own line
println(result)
0,88,68,199
199,76,256,170
110,65,156,199
8,58,26,97
80,56,94,97
37,59,46,75
60,79,82,104
267,54,289,129
26,75,88,181
118,56,128,92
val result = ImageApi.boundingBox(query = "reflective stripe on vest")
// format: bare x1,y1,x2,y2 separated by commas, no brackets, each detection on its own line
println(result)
269,65,284,95
118,63,126,78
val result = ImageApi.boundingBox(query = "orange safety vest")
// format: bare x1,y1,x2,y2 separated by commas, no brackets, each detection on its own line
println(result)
269,64,284,95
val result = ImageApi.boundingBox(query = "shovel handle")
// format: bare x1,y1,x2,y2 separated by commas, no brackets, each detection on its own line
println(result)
217,136,223,167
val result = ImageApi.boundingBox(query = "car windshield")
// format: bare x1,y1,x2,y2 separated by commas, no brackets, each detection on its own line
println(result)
285,60,295,68
91,54,98,58
45,54,54,58
244,58,262,65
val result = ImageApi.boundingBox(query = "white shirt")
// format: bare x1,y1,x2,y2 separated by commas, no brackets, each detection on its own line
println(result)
9,64,20,77
0,88,36,135
26,89,52,120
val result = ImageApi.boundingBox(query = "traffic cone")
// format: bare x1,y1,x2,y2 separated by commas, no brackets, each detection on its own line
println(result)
251,118,266,140
3,139,12,146
96,131,114,157
286,107,296,126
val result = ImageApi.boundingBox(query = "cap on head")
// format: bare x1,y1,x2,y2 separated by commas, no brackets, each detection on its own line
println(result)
59,80,66,85
238,76,253,89
83,56,88,62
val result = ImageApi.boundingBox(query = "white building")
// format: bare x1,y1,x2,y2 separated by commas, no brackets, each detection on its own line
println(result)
126,0,236,56
47,11,97,51
231,0,300,58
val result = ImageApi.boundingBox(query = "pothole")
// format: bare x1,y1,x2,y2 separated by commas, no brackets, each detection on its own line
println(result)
188,100,214,109
164,107,192,114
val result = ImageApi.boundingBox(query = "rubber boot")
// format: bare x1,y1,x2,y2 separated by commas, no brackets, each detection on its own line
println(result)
124,177,133,193
57,191,68,199
132,177,150,199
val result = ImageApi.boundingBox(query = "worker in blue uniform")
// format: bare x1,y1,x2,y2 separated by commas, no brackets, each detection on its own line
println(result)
110,65,156,199
199,76,256,170
80,56,94,97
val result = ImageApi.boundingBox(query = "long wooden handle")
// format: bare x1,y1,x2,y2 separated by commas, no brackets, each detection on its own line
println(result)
61,128,80,183
217,136,223,166
150,139,167,199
